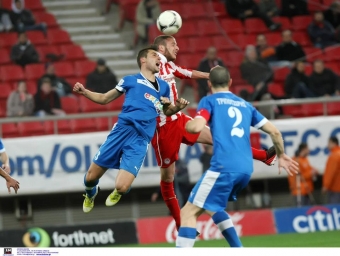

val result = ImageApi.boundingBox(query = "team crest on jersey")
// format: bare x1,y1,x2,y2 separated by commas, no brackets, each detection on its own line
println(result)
145,93,163,113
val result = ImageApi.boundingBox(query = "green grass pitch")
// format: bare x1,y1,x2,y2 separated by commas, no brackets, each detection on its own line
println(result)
119,231,340,247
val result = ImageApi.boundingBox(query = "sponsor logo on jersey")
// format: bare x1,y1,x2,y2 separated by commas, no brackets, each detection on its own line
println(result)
144,93,163,113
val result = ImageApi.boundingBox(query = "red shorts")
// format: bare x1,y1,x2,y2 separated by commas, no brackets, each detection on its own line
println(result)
151,114,200,168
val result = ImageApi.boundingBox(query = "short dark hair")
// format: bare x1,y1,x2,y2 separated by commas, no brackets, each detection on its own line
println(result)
330,136,339,145
15,0,21,3
18,31,26,37
295,142,308,157
153,35,174,48
41,77,52,85
209,66,230,88
136,45,158,69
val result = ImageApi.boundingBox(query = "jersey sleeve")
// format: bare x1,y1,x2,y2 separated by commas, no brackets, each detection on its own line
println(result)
195,97,212,122
115,77,130,93
0,139,5,153
250,105,268,129
168,62,192,79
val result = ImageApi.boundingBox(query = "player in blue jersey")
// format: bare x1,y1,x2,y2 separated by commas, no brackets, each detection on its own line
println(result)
73,45,190,213
0,139,20,193
176,66,299,247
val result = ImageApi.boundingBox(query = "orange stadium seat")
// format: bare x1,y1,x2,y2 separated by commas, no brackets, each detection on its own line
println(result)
48,29,72,45
0,49,11,65
244,18,268,34
26,31,48,46
106,95,125,111
60,45,86,61
26,81,38,95
0,33,17,48
220,19,244,34
79,97,107,112
53,62,74,78
18,121,47,137
2,123,20,138
34,12,59,28
61,97,80,114
71,118,98,133
25,63,45,81
36,45,60,62
0,65,25,82
0,83,12,99
292,16,313,31
268,83,286,97
74,60,96,77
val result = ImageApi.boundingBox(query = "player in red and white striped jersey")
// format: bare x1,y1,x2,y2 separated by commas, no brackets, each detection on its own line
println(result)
151,35,277,231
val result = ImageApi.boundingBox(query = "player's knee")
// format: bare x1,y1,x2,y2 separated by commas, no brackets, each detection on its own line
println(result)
115,183,130,194
161,173,175,182
86,169,99,182
160,167,175,182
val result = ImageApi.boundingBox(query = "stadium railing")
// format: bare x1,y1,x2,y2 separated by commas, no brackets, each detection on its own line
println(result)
0,97,339,137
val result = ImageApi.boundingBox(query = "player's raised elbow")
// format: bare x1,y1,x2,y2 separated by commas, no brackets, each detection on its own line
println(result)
185,121,202,134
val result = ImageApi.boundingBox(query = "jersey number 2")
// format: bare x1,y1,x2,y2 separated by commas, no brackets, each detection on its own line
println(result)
228,106,244,138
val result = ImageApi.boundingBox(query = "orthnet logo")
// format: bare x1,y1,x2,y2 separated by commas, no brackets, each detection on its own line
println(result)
52,229,115,247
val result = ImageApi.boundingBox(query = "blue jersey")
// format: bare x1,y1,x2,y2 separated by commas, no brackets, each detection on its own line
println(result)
0,139,5,153
115,73,170,141
196,91,267,175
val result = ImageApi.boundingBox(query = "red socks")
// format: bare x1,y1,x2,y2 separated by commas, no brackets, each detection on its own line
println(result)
252,147,267,161
160,180,181,230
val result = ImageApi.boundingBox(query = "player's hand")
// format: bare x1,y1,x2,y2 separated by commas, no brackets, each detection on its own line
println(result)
160,97,171,106
2,164,10,174
175,98,190,110
6,176,20,194
73,82,86,95
278,154,299,176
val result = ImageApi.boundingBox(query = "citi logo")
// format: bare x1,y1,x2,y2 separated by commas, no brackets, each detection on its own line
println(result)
292,206,340,233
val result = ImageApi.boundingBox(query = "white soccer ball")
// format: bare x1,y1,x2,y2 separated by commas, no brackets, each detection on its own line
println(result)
157,10,182,36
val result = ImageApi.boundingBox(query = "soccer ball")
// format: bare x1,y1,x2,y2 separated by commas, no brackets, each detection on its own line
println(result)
157,10,182,36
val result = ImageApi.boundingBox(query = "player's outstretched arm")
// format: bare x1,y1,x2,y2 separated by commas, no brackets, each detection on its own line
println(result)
0,151,10,174
191,70,209,80
0,167,20,194
161,97,189,116
185,117,207,134
260,122,299,176
73,82,122,105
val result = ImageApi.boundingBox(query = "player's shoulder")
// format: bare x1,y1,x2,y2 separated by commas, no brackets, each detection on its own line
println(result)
121,73,140,82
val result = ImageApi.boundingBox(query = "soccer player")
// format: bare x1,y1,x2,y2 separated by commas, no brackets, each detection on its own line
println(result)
73,45,190,213
149,35,277,230
0,139,19,193
176,66,299,247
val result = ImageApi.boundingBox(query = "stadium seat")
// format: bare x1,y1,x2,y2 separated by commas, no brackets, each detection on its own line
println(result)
212,1,228,18
0,107,5,118
323,0,335,7
66,77,85,90
181,4,207,19
48,29,72,45
176,21,197,38
174,38,191,53
304,64,313,75
211,36,236,52
26,31,48,46
36,45,61,62
293,32,312,47
268,83,286,97
26,81,38,95
198,21,221,36
74,60,96,77
325,62,340,75
305,47,324,63
282,105,304,117
292,16,313,31
60,45,86,61
25,63,45,81
96,117,119,131
18,121,47,137
2,123,20,138
0,65,25,82
224,51,244,67
229,34,257,49
106,95,125,111
302,103,324,117
244,18,268,34
308,0,324,12
273,67,291,82
25,0,45,11
0,49,11,65
220,19,244,34
160,3,181,13
228,67,247,85
189,37,213,53
57,120,73,134
324,46,340,62
53,62,74,78
60,97,80,114
230,84,254,95
327,102,340,115
0,33,17,48
71,118,98,133
34,12,59,28
147,25,162,44
79,97,107,113
0,83,12,99
272,16,292,30
264,33,281,46
177,53,202,69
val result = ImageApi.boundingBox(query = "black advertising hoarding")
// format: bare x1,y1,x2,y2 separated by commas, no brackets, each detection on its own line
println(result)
0,221,138,247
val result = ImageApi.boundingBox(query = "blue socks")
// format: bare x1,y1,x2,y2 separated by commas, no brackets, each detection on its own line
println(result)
176,227,196,247
212,211,242,247
84,174,99,198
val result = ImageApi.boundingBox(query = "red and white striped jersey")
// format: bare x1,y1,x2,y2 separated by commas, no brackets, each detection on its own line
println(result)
156,52,192,127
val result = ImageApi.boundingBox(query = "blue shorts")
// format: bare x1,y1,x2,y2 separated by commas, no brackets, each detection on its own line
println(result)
188,171,251,212
93,122,149,177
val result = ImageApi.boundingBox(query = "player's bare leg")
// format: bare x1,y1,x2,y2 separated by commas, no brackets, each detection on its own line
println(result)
196,126,277,166
160,163,182,230
105,169,135,206
83,162,107,213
